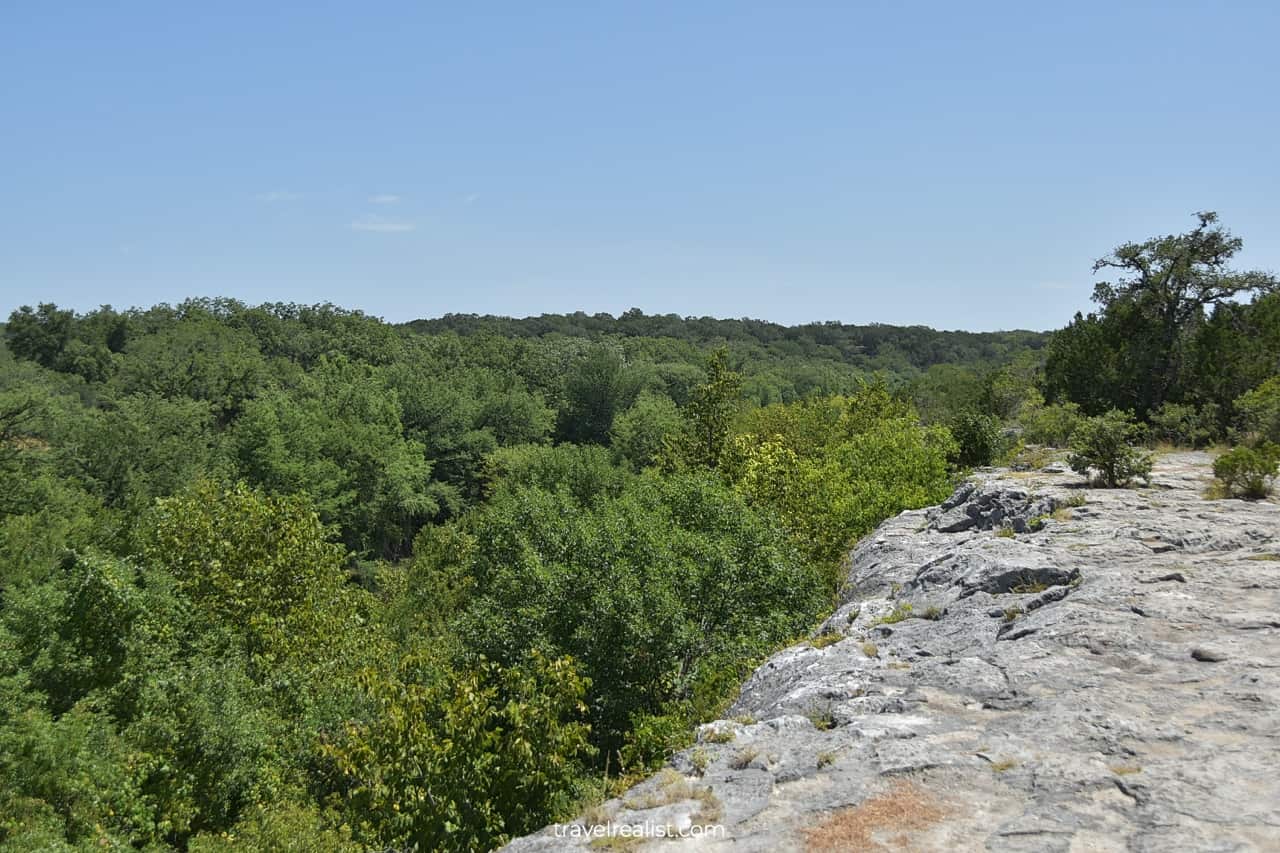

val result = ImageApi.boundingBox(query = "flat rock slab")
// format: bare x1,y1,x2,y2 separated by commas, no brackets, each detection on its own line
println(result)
503,452,1280,852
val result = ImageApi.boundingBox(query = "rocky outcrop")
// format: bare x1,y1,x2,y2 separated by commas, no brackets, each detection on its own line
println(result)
504,453,1280,852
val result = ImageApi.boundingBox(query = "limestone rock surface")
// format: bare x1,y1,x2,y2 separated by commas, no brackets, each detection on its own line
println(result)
503,453,1280,852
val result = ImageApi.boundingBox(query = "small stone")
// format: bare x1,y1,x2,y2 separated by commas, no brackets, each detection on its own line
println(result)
1140,572,1186,584
1191,647,1228,663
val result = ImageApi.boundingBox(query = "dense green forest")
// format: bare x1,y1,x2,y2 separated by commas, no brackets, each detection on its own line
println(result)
1,212,1277,851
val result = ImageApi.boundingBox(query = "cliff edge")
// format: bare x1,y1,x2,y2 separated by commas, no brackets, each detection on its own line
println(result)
505,452,1279,852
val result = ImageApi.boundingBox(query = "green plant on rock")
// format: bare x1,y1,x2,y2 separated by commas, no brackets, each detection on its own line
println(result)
872,603,914,625
1212,443,1280,499
1067,409,1152,487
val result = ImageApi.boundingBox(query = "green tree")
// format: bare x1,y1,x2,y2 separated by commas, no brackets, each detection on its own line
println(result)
1049,212,1277,416
5,304,73,369
946,410,1002,468
139,480,362,671
664,348,743,469
1236,377,1280,445
450,474,823,755
610,392,682,470
324,652,592,853
227,358,439,557
557,345,636,445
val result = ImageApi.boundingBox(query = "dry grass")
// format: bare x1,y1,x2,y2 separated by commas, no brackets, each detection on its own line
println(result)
623,768,692,810
691,787,722,825
1110,763,1143,776
728,746,760,770
861,641,879,658
803,781,948,852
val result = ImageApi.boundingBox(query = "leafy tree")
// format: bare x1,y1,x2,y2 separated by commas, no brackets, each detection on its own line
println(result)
324,652,592,853
484,443,631,505
1017,392,1082,447
60,393,217,511
1148,401,1219,448
189,802,359,852
227,358,439,557
610,392,682,470
0,393,38,495
557,345,637,445
1067,410,1153,487
450,474,824,755
724,388,956,578
1042,311,1123,415
663,348,743,469
5,304,73,369
1048,212,1277,416
113,319,268,424
139,480,362,672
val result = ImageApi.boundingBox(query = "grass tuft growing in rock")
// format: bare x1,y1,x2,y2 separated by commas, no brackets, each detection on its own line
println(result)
810,632,843,649
729,747,760,770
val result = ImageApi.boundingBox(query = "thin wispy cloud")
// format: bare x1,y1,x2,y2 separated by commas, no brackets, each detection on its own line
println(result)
256,189,304,202
350,215,416,233
368,193,401,204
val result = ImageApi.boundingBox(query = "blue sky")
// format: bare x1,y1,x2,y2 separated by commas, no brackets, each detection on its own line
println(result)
3,1,1277,331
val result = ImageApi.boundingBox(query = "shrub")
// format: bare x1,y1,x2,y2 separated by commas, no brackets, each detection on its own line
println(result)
1212,444,1280,499
1149,402,1219,448
1019,398,1083,447
1236,378,1280,445
1067,410,1152,487
946,411,1002,468
621,711,694,772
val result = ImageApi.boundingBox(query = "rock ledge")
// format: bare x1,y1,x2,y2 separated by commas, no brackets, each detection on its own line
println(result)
504,453,1280,852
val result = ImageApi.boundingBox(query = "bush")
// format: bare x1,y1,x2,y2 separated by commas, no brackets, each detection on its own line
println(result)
1212,444,1280,499
1018,396,1082,447
1067,410,1152,487
1236,378,1280,445
1149,402,1219,448
946,411,1002,468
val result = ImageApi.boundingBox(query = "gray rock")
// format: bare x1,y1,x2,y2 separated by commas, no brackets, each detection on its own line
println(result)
502,452,1280,852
